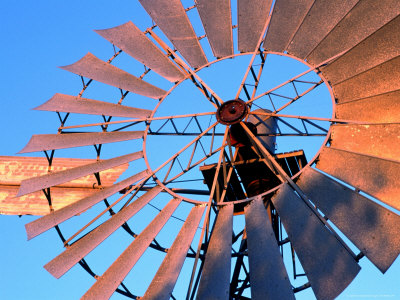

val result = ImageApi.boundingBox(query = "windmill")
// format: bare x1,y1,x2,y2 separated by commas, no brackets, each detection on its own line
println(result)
8,0,400,299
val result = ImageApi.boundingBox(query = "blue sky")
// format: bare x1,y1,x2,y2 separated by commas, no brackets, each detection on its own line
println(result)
1,1,399,299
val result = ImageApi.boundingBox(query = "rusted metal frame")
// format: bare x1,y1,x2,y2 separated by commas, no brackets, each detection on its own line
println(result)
302,118,328,133
293,282,311,293
248,110,363,124
188,257,205,300
186,127,230,299
275,117,305,135
235,8,274,100
146,29,223,108
60,112,215,130
247,44,359,106
240,122,358,260
189,74,221,108
230,238,248,296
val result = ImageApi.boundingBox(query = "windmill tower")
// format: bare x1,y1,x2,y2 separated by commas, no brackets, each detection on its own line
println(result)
6,0,400,299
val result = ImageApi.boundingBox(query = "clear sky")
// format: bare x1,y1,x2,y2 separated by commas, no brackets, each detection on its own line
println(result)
1,1,399,299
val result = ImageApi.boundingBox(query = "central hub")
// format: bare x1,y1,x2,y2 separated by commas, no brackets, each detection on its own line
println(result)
216,99,248,125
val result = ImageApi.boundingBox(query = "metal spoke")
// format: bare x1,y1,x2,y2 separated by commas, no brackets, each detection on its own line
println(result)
59,112,215,130
235,6,274,100
246,46,358,106
146,29,224,108
239,121,358,260
248,111,365,124
186,126,229,298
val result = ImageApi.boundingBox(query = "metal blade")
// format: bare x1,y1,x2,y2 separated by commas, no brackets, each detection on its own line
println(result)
95,21,185,82
44,186,162,278
34,93,152,118
287,0,358,59
321,15,400,84
317,147,400,211
333,55,400,103
336,90,400,121
18,131,143,153
60,53,166,99
142,205,205,300
238,0,273,53
196,204,233,300
297,167,400,273
196,0,233,58
18,152,143,197
138,0,207,69
244,197,294,300
25,170,149,240
272,183,360,299
264,0,314,53
307,0,400,65
330,124,400,162
81,198,181,300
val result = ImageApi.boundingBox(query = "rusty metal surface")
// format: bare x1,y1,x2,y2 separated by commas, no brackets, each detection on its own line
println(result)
336,90,400,121
44,186,162,278
237,0,273,53
272,183,360,299
82,198,181,300
297,167,400,273
333,55,400,103
317,147,400,211
287,0,358,60
138,0,207,69
25,170,149,240
196,0,233,58
60,53,166,99
95,21,185,82
244,197,294,300
18,151,143,197
19,131,143,153
264,0,314,53
307,0,400,65
35,93,152,118
142,205,205,300
330,124,400,162
196,204,233,300
321,15,400,84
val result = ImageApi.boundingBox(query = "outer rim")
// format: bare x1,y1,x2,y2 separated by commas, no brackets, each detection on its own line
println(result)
142,51,336,205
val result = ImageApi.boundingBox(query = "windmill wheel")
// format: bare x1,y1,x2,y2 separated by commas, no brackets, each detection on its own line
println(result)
19,1,400,299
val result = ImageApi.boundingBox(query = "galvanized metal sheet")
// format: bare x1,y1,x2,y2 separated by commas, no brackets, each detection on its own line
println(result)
18,131,143,153
307,0,400,65
244,197,294,300
60,53,166,99
95,21,185,82
336,90,400,121
287,0,358,59
35,93,152,118
18,152,143,197
264,0,314,53
138,0,207,69
321,15,400,84
142,205,205,300
238,0,273,53
44,186,162,278
317,147,400,211
81,198,181,300
25,170,149,240
333,55,400,103
196,204,233,300
196,0,233,58
330,124,400,162
297,167,400,273
271,183,360,299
